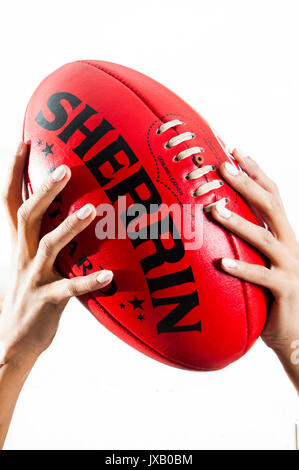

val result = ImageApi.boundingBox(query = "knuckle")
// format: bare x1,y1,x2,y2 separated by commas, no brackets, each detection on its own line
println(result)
261,194,275,214
66,282,78,298
257,267,270,285
63,215,78,235
248,172,259,183
84,277,95,292
39,234,54,257
262,228,275,246
239,173,251,189
268,179,278,194
16,255,27,271
17,203,30,223
234,214,249,234
38,179,52,196
39,287,59,305
245,156,257,170
39,290,52,304
263,193,281,214
245,161,260,183
66,277,93,298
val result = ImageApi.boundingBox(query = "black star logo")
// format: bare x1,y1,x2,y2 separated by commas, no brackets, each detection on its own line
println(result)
120,303,126,309
37,139,42,146
137,313,145,321
42,143,53,157
128,295,144,310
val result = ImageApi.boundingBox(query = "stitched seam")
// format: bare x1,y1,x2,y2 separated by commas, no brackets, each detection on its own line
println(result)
227,233,250,352
146,115,194,218
80,60,165,119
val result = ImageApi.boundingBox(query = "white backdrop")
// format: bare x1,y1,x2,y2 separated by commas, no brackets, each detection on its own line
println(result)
1,0,299,450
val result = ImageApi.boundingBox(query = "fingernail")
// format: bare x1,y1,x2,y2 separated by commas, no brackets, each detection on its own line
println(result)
216,204,232,219
52,165,67,182
236,148,248,160
224,162,239,176
97,270,113,285
222,258,238,269
77,204,94,220
16,141,24,154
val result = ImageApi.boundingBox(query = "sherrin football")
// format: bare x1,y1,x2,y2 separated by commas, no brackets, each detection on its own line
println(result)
23,61,268,370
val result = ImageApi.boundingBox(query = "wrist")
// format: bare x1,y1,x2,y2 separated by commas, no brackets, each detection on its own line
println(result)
0,357,37,389
274,343,299,395
0,340,38,374
262,328,299,355
273,340,299,365
264,335,299,388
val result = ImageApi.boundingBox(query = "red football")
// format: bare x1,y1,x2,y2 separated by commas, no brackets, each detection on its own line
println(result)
23,61,268,370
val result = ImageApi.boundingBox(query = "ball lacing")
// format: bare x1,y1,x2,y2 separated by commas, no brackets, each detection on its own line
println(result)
157,119,228,211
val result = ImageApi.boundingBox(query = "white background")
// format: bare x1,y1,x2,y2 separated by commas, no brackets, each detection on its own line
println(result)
1,0,299,450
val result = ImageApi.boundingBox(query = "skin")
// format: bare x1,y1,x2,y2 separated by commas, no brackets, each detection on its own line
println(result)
0,143,113,449
0,142,298,449
212,148,299,393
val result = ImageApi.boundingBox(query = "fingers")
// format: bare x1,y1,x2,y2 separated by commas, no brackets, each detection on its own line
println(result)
211,203,287,266
47,270,114,303
212,149,298,296
221,149,297,243
233,148,278,193
17,165,71,260
220,257,280,294
2,142,28,239
34,203,96,274
220,157,272,220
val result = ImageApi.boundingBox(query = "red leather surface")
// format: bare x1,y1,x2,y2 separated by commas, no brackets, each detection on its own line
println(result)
23,60,268,370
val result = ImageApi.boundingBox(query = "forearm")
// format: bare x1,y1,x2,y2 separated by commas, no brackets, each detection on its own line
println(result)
0,356,36,449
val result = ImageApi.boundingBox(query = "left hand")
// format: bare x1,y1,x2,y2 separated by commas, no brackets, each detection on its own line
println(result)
0,142,113,367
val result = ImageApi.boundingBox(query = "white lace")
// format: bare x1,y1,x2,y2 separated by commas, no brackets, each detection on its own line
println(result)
157,119,227,211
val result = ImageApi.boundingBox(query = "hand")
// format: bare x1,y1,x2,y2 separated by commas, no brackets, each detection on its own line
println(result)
0,142,113,367
211,149,299,392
